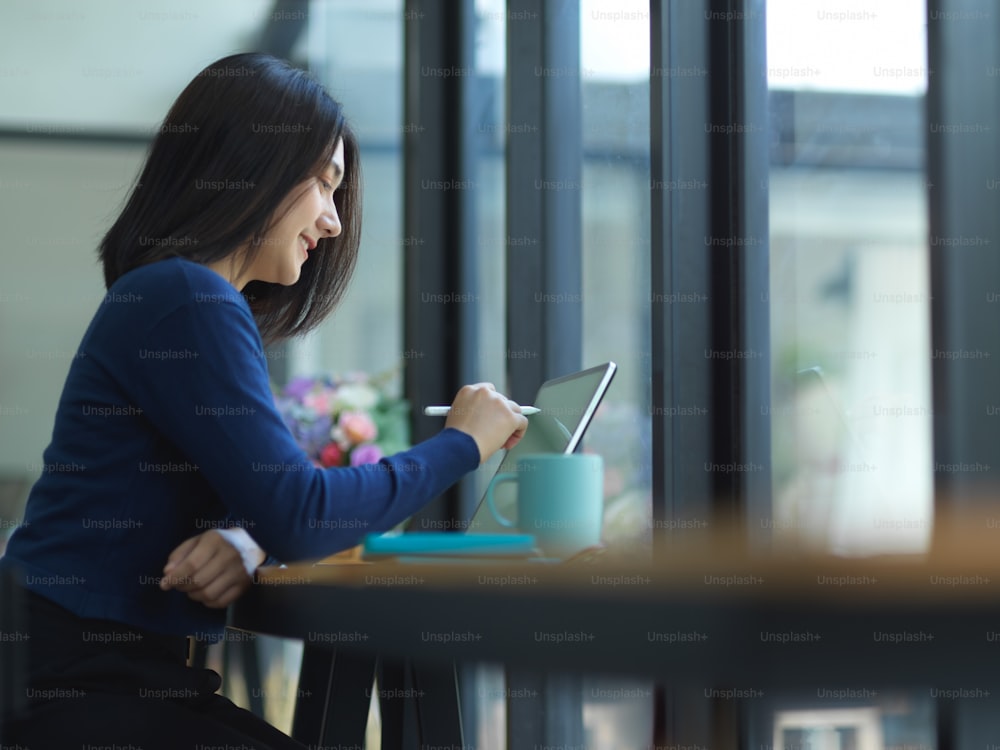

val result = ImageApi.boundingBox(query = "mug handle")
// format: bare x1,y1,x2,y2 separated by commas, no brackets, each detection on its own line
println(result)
485,472,518,528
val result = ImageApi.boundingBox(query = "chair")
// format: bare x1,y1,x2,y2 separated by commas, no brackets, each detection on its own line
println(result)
188,633,266,718
0,565,26,742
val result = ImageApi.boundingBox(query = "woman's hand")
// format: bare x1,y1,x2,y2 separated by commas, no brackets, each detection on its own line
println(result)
444,383,529,463
159,528,266,609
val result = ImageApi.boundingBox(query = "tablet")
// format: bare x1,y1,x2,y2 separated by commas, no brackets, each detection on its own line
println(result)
467,361,617,533
360,362,617,559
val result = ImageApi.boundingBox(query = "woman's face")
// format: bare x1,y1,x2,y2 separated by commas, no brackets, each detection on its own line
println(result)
247,137,346,287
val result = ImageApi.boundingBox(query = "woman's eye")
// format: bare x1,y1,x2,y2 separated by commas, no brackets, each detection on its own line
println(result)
321,180,333,191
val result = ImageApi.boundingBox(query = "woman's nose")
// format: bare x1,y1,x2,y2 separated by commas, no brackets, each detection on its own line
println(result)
319,206,342,238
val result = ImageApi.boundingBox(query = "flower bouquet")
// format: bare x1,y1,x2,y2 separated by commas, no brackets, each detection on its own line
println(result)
274,369,410,469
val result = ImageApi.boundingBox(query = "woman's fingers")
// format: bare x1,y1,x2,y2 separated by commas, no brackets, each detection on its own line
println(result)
445,384,529,463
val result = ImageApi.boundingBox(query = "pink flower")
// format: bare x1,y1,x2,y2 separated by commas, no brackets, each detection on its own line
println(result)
303,386,338,415
350,443,384,466
339,411,378,445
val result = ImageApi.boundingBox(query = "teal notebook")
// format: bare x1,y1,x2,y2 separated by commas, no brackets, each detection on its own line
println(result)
361,532,538,560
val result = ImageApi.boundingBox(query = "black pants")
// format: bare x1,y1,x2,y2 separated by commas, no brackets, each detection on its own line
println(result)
6,588,306,749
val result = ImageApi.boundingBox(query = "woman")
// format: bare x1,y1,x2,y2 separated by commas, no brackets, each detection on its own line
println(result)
1,53,527,748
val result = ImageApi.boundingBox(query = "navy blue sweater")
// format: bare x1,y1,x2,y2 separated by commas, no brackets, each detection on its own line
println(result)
1,258,479,638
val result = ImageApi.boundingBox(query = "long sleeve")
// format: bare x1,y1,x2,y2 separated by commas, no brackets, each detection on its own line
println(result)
126,290,478,563
1,258,479,637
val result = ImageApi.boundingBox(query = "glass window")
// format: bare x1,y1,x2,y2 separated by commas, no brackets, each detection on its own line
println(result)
767,0,933,556
580,0,654,558
289,0,406,379
763,1,935,746
465,0,509,504
473,2,655,748
580,2,655,749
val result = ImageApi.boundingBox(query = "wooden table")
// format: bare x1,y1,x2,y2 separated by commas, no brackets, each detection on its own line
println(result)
229,531,1000,747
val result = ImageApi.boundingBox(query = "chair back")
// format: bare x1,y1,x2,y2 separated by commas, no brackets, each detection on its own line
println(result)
0,565,26,741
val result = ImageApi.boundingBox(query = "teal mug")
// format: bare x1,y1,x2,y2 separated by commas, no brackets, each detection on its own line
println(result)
485,453,604,558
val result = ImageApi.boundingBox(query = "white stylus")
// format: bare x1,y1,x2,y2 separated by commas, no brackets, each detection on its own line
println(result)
423,405,540,416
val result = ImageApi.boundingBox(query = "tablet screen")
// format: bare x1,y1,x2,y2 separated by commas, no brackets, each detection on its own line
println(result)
467,362,616,532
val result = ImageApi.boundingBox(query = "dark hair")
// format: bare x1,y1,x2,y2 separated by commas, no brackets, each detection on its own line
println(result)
99,53,362,343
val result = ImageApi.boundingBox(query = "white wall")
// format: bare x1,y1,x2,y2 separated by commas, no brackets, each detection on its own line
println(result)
0,141,147,479
0,0,272,132
0,0,271,483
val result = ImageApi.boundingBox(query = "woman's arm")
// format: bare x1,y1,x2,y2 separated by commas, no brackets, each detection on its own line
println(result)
160,528,266,609
122,284,524,563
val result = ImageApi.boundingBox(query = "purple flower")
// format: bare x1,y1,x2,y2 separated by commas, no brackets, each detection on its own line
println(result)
284,376,315,401
298,414,333,457
350,443,384,467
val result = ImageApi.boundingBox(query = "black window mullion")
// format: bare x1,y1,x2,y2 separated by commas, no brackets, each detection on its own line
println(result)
738,0,772,548
705,0,771,543
927,0,1000,533
402,0,478,530
650,0,770,738
504,2,585,748
505,0,582,404
650,0,714,544
650,0,770,550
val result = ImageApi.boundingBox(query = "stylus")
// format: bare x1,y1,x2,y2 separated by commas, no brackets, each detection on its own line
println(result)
423,405,540,416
